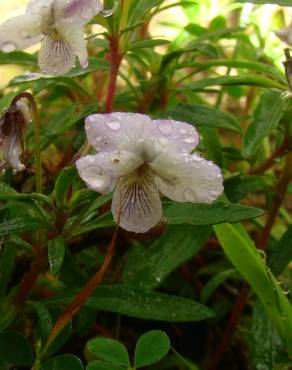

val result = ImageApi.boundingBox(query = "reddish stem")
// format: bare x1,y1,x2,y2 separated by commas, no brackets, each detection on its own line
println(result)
14,241,44,306
249,137,291,175
105,36,122,113
43,227,119,354
206,284,249,370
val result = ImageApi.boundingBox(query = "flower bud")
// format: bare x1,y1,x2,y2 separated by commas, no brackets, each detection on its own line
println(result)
0,97,31,172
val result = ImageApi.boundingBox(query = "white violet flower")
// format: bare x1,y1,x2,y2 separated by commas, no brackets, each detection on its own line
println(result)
76,113,224,233
0,0,104,75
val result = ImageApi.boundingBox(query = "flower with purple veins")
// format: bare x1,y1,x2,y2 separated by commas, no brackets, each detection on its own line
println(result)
0,99,31,172
76,113,224,233
0,0,104,75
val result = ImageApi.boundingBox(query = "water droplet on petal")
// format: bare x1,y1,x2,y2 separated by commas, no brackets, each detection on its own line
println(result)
158,137,169,146
210,190,219,197
88,115,95,122
106,120,120,131
1,42,16,52
183,137,196,144
158,122,173,136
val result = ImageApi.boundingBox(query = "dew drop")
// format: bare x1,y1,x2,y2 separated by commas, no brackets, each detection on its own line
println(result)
183,136,196,144
1,42,16,53
158,122,173,136
100,0,118,17
158,137,169,146
106,120,120,131
88,115,96,122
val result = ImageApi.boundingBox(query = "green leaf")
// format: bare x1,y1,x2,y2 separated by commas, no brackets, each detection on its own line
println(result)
86,361,124,370
41,103,99,149
0,330,34,366
164,202,264,225
200,269,239,304
0,51,38,66
41,354,84,370
48,327,73,358
214,223,292,356
30,302,53,345
251,300,284,370
45,285,214,321
124,225,211,288
48,237,66,275
162,103,242,134
54,167,77,209
128,0,163,25
86,285,214,321
224,174,274,202
179,75,287,92
239,0,292,5
87,338,130,367
0,243,16,297
0,217,46,236
242,89,291,158
128,38,169,50
268,225,292,276
0,182,52,205
176,60,285,84
134,330,170,368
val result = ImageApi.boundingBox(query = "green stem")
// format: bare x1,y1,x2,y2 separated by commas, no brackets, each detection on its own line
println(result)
11,92,42,193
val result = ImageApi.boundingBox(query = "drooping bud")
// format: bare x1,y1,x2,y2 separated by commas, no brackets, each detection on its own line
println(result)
0,95,32,172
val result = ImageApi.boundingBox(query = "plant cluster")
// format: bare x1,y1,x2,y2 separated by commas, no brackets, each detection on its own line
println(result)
0,0,292,369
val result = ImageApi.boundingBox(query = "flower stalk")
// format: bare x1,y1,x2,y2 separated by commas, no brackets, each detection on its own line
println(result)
41,226,119,356
105,35,122,112
11,92,42,193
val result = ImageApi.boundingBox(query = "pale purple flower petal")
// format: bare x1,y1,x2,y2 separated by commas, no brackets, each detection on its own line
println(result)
62,0,104,24
111,169,162,233
85,113,152,152
76,113,224,233
151,152,223,203
55,22,88,68
26,0,55,14
76,150,143,194
38,35,75,75
0,0,104,75
0,14,42,52
76,155,117,194
148,119,199,154
5,135,25,172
